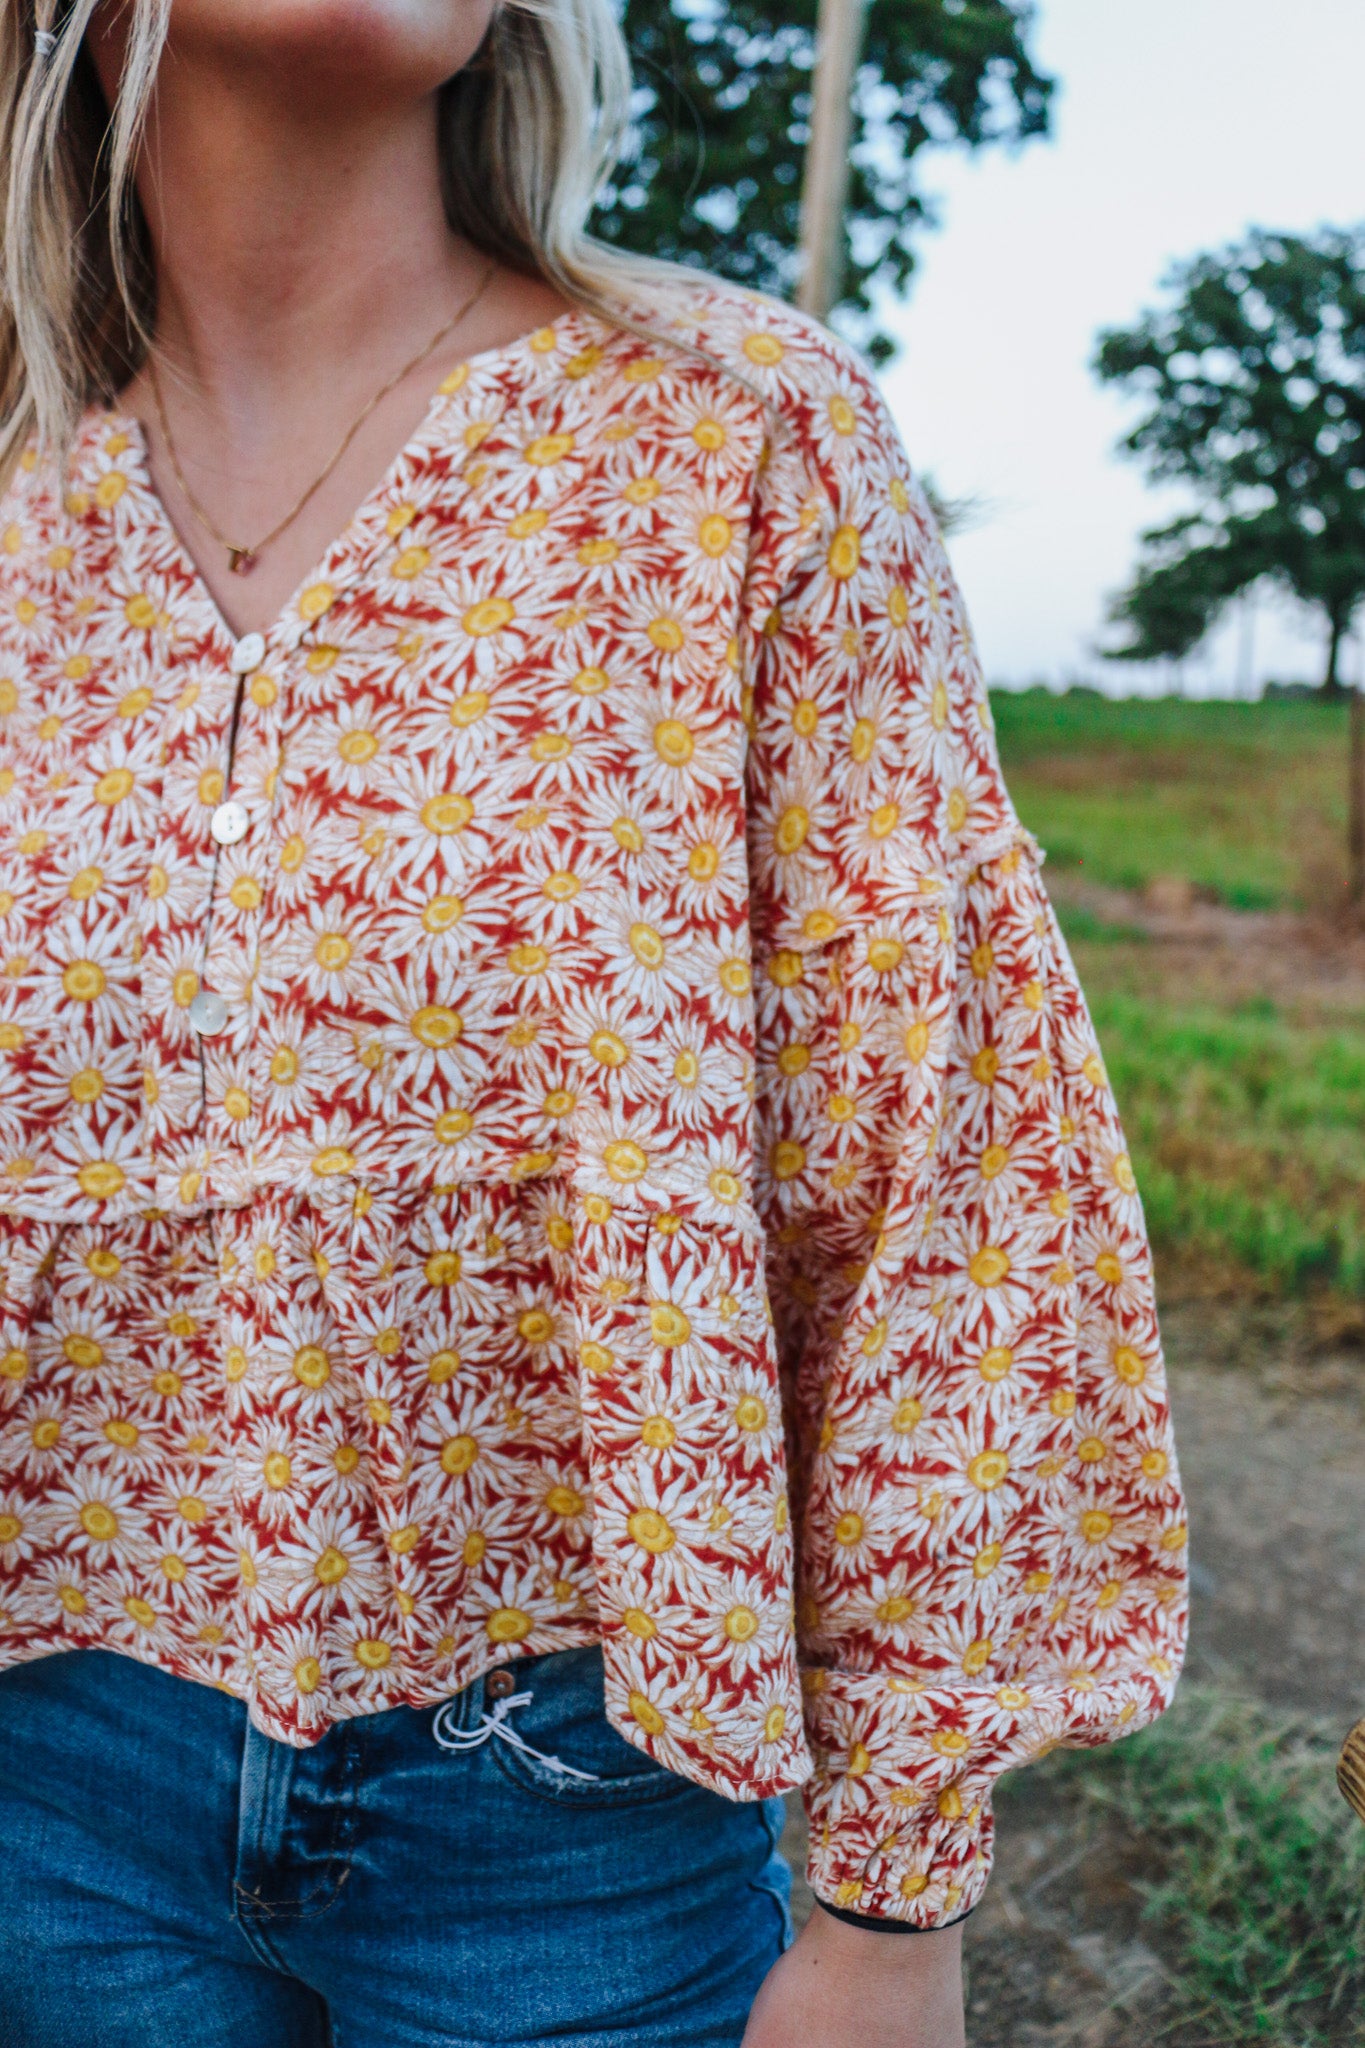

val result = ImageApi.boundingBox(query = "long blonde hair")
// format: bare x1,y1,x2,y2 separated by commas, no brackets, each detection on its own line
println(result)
0,0,671,479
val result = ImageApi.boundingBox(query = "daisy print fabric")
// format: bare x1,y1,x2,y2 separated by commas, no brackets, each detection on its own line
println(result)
0,277,1187,1924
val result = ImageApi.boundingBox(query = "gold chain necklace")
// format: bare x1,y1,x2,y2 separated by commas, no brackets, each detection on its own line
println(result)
147,260,497,576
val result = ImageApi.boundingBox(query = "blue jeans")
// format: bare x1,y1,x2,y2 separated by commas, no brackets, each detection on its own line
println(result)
0,1646,792,2047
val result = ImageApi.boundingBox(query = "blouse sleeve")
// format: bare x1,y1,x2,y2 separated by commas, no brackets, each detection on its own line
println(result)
741,351,1188,1928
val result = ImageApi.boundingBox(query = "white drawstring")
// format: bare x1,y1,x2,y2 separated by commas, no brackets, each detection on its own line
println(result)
431,1687,602,1782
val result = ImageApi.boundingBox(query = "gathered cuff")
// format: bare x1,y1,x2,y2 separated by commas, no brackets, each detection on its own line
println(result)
817,1898,977,1935
804,1789,996,1929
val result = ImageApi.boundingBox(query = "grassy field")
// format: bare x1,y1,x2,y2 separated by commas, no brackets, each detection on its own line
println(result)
1085,981,1365,1299
992,689,1365,1306
993,688,1350,911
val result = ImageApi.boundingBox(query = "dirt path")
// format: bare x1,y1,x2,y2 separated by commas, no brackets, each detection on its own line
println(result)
1163,1307,1365,1722
1046,872,1365,1018
780,1305,1365,2043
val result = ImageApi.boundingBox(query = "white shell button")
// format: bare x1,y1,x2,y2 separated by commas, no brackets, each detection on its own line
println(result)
210,801,249,847
230,631,266,674
188,991,229,1037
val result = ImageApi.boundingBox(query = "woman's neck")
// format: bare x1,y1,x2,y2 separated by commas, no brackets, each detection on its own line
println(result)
89,12,570,635
140,86,475,448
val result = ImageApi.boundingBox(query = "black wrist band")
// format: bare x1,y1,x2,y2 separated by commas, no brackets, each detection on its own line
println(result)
816,1899,976,1935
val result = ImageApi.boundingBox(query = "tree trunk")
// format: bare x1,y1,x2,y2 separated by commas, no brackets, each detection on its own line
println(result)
1236,590,1256,700
796,0,869,318
1324,611,1346,699
1350,680,1365,912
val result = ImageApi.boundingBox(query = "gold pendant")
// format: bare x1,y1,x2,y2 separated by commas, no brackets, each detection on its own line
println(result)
227,546,256,576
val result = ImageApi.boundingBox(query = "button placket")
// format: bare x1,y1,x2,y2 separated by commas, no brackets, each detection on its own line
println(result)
190,629,282,1191
193,660,251,1039
190,599,333,1188
138,629,250,1196
198,639,288,1182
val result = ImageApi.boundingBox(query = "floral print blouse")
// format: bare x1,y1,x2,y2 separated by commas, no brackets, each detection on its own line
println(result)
0,277,1186,1925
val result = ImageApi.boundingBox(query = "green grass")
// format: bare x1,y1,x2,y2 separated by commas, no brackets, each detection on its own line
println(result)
992,688,1349,911
1037,1689,1365,2045
1083,986,1365,1297
984,689,1365,1298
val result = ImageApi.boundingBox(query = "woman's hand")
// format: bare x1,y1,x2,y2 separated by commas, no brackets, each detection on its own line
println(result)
741,1905,966,2048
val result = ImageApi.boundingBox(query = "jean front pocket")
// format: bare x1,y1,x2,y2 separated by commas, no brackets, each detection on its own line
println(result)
486,1645,695,1809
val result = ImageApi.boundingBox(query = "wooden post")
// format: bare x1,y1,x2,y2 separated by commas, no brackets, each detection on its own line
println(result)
1350,680,1365,911
796,0,869,319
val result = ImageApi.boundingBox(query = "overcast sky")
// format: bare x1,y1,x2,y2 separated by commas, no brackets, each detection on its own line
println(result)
871,0,1365,694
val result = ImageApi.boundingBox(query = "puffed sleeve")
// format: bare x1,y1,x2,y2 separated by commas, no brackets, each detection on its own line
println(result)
741,346,1188,1927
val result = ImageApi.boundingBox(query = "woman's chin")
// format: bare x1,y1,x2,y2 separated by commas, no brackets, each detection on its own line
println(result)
157,0,494,89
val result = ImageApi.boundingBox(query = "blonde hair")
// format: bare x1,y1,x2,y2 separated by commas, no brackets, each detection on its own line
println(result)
0,0,678,479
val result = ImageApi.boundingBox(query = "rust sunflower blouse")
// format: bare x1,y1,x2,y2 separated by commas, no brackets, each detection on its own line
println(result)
0,277,1187,1925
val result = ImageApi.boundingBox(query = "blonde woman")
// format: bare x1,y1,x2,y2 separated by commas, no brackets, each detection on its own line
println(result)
0,4,1187,2045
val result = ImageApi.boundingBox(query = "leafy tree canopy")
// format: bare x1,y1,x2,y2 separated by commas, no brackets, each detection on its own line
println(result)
1095,227,1365,690
594,0,1053,359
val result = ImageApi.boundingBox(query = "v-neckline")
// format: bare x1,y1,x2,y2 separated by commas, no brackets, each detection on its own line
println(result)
93,303,594,661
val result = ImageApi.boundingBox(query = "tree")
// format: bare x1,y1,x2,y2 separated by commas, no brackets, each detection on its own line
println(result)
594,1,1053,358
1095,228,1365,906
1094,228,1365,695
